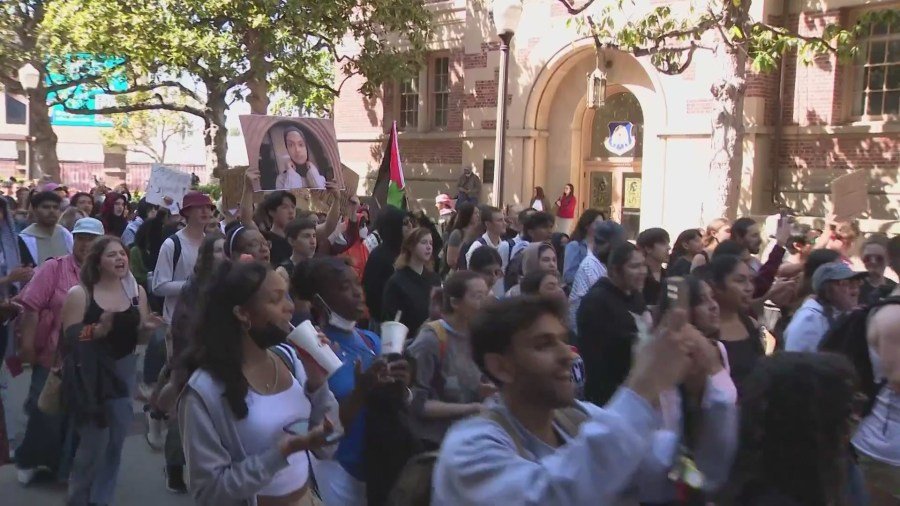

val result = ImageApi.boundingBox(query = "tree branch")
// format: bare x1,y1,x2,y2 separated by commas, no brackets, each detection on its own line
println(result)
556,0,598,16
751,22,839,54
57,97,205,119
282,66,341,96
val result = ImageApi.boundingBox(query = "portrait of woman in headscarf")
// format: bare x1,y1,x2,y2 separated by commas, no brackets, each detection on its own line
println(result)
277,125,327,190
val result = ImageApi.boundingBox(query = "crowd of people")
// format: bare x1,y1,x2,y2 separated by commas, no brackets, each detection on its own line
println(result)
0,169,897,506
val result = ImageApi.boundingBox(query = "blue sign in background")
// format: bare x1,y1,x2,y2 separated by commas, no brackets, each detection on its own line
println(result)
46,55,128,127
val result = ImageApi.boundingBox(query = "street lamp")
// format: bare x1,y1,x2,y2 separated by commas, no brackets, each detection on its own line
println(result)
17,63,40,181
587,52,608,109
490,0,522,207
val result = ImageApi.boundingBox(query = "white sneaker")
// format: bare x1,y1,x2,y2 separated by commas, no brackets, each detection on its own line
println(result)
146,413,165,451
16,467,37,486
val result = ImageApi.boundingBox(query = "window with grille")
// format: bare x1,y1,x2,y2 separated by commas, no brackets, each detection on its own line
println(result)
433,57,450,128
398,77,418,130
855,19,900,117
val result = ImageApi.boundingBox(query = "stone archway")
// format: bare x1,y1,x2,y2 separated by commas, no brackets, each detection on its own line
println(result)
519,37,669,228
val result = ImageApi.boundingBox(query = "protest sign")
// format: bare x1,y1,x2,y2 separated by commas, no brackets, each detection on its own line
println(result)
146,164,192,213
831,170,869,221
240,115,345,191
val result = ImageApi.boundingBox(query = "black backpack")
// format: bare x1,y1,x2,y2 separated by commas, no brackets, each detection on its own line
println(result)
818,296,900,415
503,247,526,292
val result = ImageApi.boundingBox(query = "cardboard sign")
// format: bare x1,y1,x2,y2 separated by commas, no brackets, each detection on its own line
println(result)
146,164,192,213
831,170,869,221
239,115,345,191
220,164,361,216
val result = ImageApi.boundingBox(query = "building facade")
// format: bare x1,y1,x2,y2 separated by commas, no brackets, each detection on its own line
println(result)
0,89,219,190
334,0,899,235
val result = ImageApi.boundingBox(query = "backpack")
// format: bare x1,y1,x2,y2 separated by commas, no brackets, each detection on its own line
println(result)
818,296,900,416
169,234,182,281
503,247,526,293
425,320,449,362
151,234,182,299
384,406,587,506
455,237,487,272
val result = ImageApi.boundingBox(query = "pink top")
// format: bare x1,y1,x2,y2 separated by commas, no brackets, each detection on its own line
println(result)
556,194,577,219
18,255,82,368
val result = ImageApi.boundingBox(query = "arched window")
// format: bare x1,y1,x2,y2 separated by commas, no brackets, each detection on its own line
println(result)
589,91,644,159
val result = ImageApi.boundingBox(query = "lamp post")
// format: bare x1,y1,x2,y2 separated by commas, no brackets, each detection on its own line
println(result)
17,63,40,181
490,0,522,207
587,56,608,109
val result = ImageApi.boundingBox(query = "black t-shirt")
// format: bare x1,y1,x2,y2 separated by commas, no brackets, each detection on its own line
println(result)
643,267,666,306
667,256,692,277
265,231,292,268
381,266,441,336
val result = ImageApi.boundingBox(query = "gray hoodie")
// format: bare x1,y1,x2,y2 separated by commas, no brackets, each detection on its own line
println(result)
178,344,340,506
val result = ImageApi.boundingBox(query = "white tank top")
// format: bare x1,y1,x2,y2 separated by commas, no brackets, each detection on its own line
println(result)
235,374,311,497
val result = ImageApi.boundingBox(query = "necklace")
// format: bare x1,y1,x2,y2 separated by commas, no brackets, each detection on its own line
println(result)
264,351,278,393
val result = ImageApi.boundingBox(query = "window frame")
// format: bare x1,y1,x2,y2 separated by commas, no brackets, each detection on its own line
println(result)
431,55,451,129
848,8,900,122
397,76,419,131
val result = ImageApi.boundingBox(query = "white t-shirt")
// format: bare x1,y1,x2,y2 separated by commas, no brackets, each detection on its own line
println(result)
151,229,201,323
235,374,311,497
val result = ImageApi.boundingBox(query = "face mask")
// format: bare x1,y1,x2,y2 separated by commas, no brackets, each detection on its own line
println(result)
248,323,289,349
316,294,356,331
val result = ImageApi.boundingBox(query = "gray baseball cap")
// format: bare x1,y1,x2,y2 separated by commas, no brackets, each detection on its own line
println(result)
812,262,866,292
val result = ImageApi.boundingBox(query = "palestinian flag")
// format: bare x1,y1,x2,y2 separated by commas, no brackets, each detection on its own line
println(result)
372,121,406,210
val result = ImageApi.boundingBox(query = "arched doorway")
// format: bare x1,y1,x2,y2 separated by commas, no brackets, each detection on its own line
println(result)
582,90,644,238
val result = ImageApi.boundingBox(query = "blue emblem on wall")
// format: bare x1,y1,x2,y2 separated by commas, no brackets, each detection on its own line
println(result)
604,121,636,156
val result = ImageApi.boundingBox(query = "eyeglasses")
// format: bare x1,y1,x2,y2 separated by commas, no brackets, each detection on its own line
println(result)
863,254,885,264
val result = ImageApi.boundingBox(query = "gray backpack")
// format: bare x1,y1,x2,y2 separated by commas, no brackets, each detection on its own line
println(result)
385,406,588,506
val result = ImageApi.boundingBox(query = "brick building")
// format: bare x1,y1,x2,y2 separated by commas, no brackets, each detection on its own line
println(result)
335,0,898,234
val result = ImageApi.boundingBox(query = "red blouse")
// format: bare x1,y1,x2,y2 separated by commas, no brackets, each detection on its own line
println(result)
556,194,576,219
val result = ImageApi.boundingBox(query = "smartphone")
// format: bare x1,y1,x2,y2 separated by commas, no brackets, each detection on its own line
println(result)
666,276,690,312
283,418,309,436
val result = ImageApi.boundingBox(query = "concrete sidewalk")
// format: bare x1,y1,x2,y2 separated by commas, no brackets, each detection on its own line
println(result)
0,365,193,506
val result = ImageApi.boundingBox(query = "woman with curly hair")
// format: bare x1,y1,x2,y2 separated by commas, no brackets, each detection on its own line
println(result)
727,352,859,505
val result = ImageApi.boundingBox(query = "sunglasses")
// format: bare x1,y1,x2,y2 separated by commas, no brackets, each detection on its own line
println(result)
863,254,885,264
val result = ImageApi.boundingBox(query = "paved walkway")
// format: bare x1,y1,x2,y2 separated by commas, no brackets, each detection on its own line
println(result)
0,363,193,506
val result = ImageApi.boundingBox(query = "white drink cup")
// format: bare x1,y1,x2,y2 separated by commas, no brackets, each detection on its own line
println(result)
380,321,409,355
287,321,344,376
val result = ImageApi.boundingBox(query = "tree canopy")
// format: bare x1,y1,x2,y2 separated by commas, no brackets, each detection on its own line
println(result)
42,0,432,175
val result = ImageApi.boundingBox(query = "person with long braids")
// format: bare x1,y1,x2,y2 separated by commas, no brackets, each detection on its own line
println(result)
291,257,413,506
61,236,166,505
179,260,339,506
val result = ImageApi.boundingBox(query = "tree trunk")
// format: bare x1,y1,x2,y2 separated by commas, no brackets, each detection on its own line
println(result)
204,90,229,179
245,29,269,115
247,75,269,115
703,46,747,223
29,88,61,182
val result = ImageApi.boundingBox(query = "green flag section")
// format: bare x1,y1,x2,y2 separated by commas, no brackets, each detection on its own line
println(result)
372,121,407,210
